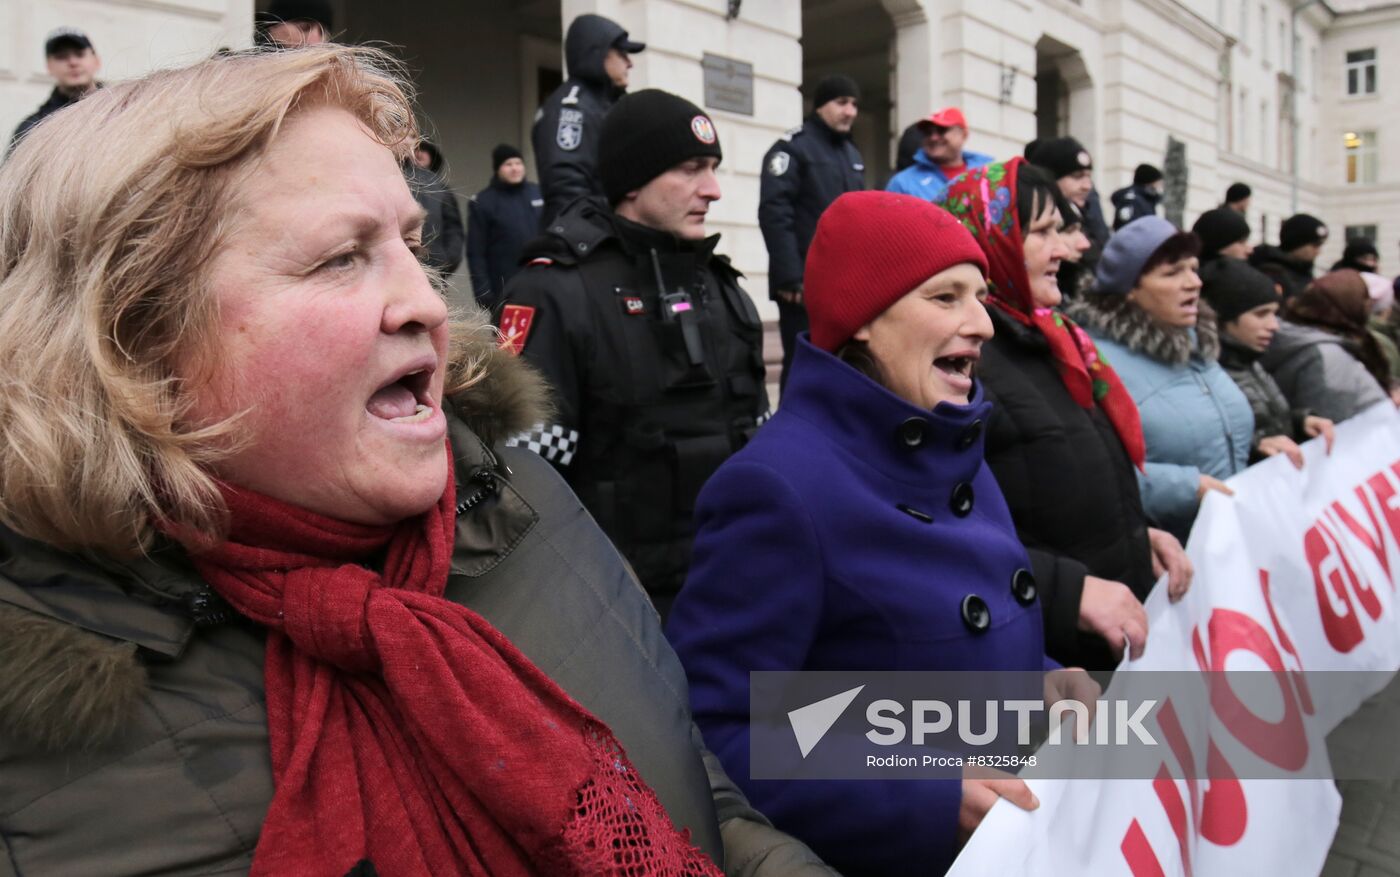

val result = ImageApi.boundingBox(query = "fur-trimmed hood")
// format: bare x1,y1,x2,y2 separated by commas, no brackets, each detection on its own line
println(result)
0,330,549,752
447,334,552,447
1064,295,1221,366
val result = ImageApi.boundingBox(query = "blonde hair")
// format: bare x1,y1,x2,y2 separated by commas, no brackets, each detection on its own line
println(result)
0,45,491,557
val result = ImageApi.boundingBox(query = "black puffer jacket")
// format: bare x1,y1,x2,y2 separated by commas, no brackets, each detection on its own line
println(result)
0,341,831,877
1217,333,1311,459
406,163,465,276
532,15,630,225
980,307,1155,670
1249,245,1315,300
6,87,88,158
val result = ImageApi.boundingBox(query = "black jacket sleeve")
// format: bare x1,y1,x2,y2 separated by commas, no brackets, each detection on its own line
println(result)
757,142,805,294
438,191,465,277
499,264,591,469
533,92,602,225
466,195,493,307
1027,547,1089,666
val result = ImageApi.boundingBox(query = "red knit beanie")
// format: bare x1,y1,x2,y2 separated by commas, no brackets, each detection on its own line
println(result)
805,191,989,351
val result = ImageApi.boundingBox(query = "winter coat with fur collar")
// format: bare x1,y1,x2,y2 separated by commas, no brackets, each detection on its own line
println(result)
1065,297,1253,541
0,341,834,877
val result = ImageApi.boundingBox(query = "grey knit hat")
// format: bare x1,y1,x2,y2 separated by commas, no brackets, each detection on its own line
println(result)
1094,216,1179,295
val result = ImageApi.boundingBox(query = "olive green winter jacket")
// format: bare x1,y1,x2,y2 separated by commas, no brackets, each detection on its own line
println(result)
0,344,834,877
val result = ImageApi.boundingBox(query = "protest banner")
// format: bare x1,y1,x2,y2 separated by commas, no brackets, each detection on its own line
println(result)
947,403,1400,877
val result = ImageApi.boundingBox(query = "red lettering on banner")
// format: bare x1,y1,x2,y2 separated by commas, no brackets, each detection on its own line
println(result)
1363,463,1400,582
1321,515,1384,621
1199,740,1247,845
1332,494,1392,583
1307,522,1367,653
1122,819,1168,877
1259,570,1315,715
1192,610,1308,771
1153,763,1194,877
1157,700,1201,834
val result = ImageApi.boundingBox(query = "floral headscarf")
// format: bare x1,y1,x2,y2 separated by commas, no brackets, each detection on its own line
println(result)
942,158,1145,468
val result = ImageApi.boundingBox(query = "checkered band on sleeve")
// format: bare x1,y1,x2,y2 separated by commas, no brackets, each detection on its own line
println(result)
504,422,580,467
755,409,772,427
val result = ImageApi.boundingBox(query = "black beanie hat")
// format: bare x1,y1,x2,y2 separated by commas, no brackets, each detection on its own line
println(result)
599,89,722,204
492,143,523,171
1343,239,1379,262
260,0,333,28
1200,259,1280,324
1280,213,1329,251
1030,137,1092,179
1192,207,1251,259
812,74,860,110
1133,164,1164,186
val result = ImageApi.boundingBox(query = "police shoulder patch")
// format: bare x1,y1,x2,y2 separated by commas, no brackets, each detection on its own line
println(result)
556,108,584,151
499,305,537,356
768,151,791,176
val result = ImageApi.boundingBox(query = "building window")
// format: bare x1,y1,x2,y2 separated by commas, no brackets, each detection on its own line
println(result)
1345,224,1378,244
1344,130,1378,183
1346,49,1377,95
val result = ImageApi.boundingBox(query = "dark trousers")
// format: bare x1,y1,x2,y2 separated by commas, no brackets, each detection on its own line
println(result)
777,298,809,395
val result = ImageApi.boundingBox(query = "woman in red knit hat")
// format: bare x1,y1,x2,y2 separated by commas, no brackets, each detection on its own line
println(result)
943,158,1193,673
668,190,1098,875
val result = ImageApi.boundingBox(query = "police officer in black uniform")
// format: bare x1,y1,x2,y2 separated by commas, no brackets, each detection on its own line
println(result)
532,13,645,227
758,74,866,391
501,90,768,618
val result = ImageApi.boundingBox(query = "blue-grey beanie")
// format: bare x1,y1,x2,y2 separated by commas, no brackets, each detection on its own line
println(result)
1095,215,1179,295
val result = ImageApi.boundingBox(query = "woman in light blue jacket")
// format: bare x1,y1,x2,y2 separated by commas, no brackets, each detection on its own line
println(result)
1065,217,1252,541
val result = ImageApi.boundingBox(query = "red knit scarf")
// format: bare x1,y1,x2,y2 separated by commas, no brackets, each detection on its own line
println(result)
173,449,721,877
942,158,1146,468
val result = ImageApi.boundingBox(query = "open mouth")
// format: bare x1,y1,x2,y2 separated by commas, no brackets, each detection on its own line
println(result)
367,362,435,424
933,353,977,390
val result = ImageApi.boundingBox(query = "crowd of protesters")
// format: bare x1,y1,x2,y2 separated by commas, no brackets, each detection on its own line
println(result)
2,5,1398,877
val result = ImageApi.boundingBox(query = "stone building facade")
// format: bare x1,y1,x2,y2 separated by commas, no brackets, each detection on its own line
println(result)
1,0,1395,313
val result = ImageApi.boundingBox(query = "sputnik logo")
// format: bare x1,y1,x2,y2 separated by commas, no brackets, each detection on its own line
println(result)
788,685,864,758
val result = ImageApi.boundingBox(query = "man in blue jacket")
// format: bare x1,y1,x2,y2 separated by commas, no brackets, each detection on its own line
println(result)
758,74,866,391
467,144,543,312
885,107,993,202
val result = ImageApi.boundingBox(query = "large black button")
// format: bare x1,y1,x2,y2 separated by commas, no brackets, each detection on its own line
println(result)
950,482,975,517
961,595,991,634
957,418,984,451
897,417,927,449
1011,568,1038,605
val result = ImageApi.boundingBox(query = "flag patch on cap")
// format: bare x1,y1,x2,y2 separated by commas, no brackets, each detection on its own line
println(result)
691,116,717,145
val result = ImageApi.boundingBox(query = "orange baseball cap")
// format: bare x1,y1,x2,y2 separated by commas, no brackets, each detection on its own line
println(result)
917,107,967,129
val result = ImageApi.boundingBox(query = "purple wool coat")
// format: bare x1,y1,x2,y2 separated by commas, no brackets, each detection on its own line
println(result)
667,335,1053,876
